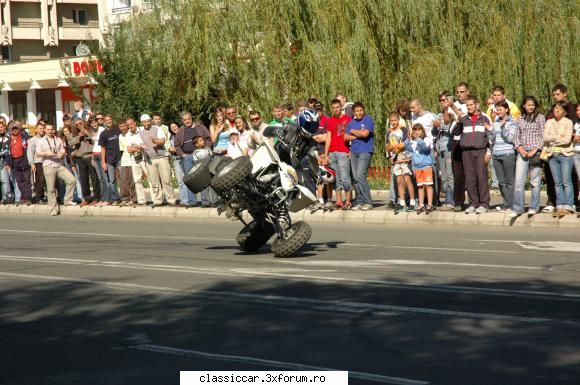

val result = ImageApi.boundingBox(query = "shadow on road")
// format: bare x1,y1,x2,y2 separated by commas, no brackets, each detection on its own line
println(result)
1,274,579,385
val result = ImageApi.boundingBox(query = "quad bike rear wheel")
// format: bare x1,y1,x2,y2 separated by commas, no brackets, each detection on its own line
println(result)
211,156,252,193
271,221,312,257
236,220,276,252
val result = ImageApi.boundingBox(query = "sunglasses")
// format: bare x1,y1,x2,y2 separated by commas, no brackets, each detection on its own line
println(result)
250,117,260,122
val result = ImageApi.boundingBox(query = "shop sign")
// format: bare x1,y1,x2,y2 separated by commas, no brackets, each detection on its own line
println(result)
72,59,104,76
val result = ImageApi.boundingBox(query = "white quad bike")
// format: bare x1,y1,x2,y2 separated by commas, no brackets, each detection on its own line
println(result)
183,133,317,257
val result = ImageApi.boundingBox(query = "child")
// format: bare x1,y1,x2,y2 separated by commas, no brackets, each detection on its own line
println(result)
405,123,434,214
385,112,415,212
191,135,213,207
192,135,212,161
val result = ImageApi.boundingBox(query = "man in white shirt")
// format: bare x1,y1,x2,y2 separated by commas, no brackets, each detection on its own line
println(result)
138,114,175,207
36,124,76,216
410,99,437,139
118,119,136,205
126,118,149,206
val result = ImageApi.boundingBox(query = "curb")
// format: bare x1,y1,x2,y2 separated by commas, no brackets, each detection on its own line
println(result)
1,204,578,228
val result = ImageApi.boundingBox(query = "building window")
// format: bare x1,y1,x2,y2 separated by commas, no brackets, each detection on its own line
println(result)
1,46,10,62
8,91,27,123
111,0,131,8
36,89,56,125
72,9,88,26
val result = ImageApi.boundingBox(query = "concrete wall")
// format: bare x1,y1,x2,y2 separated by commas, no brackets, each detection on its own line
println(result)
10,39,49,61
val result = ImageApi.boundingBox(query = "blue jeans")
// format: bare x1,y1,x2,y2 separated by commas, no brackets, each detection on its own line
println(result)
329,152,352,191
92,154,107,201
180,155,198,205
0,159,11,200
492,153,516,209
512,154,542,214
574,154,580,181
389,170,396,203
350,152,372,205
105,162,121,202
437,150,454,206
548,154,575,211
489,157,499,188
9,170,20,201
63,157,82,202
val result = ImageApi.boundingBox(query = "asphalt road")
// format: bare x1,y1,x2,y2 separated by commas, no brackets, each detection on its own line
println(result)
0,215,579,385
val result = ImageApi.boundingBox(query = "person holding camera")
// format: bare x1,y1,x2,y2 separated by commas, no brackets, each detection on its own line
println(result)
36,124,76,216
75,121,100,206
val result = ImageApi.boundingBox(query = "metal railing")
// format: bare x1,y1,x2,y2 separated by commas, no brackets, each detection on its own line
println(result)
13,21,43,28
59,21,99,28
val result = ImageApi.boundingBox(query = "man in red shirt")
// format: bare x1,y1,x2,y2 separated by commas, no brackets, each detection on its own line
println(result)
323,98,353,209
7,122,32,205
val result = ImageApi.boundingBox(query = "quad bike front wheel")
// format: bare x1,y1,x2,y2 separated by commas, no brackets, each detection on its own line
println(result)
236,220,276,252
183,158,212,194
271,221,312,257
211,156,252,193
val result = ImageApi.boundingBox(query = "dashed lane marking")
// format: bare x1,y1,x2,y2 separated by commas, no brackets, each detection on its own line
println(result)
131,344,430,385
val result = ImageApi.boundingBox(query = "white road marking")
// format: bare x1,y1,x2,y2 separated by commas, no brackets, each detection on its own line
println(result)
391,246,517,254
273,259,540,270
478,240,580,253
0,271,576,326
0,228,231,242
1,255,580,301
131,344,429,385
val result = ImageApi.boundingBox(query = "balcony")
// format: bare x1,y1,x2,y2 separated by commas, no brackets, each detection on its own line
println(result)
58,21,100,40
59,21,100,28
12,21,43,40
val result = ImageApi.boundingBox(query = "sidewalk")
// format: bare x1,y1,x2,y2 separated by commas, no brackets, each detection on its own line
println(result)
2,190,578,228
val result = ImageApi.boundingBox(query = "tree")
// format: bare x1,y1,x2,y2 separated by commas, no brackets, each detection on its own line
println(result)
91,0,580,164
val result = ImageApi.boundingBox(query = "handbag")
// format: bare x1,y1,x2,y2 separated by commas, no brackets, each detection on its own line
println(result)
539,147,550,161
528,152,542,167
133,151,144,162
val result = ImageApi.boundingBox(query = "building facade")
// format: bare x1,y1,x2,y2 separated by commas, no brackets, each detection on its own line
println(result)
0,0,150,128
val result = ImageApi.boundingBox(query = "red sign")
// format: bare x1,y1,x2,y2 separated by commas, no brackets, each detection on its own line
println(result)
73,59,104,76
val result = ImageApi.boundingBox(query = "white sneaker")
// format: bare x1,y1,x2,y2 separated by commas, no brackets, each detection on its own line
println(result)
528,209,537,215
542,205,555,213
475,206,488,214
465,206,476,214
508,211,519,219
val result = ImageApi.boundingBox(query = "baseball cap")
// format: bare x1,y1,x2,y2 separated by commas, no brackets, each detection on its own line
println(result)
228,128,240,136
140,114,151,121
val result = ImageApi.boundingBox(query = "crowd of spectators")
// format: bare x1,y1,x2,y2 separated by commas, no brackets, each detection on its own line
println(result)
0,82,578,218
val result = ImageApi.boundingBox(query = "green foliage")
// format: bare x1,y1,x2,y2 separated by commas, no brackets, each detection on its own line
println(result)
92,0,579,164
